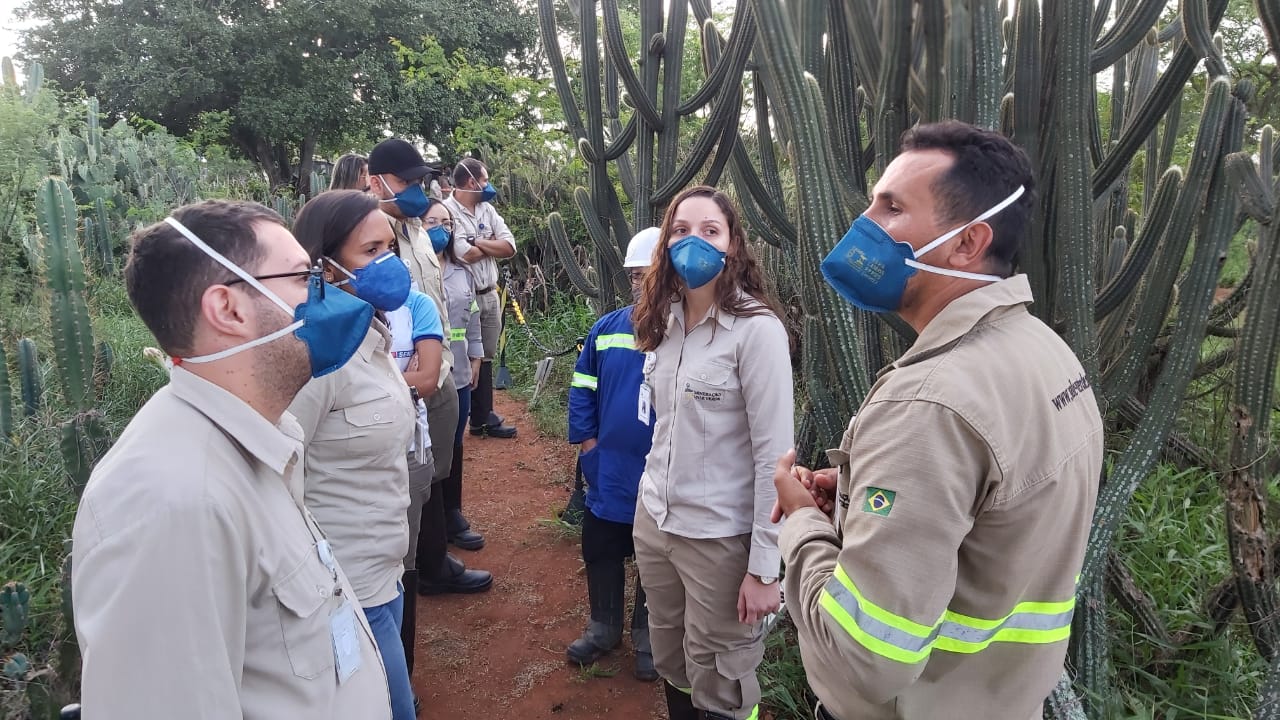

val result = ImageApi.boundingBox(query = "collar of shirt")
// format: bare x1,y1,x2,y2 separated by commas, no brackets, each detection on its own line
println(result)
894,274,1034,370
356,320,392,362
390,214,442,269
167,367,304,477
668,298,737,336
443,195,483,220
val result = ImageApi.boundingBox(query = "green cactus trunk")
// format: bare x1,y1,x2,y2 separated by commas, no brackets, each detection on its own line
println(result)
17,338,41,418
0,342,11,442
38,178,96,411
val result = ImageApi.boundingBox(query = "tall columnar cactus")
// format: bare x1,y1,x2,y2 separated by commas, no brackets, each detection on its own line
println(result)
540,1,1275,713
38,178,96,411
1223,124,1280,663
84,197,114,274
0,342,12,442
61,410,111,498
0,581,30,649
17,337,42,418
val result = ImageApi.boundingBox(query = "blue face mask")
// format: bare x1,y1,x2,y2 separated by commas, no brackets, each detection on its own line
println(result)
668,235,726,290
459,163,498,203
820,185,1025,313
378,176,432,218
427,224,451,253
329,251,412,312
163,217,373,378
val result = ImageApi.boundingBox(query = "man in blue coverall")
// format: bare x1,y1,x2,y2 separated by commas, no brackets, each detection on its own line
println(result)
565,227,661,682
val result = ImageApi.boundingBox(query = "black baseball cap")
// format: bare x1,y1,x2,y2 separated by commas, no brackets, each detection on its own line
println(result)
368,138,433,181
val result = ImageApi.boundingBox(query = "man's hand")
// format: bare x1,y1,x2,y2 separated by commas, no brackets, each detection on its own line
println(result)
738,573,781,625
580,438,598,453
406,352,420,373
470,357,481,389
771,449,837,523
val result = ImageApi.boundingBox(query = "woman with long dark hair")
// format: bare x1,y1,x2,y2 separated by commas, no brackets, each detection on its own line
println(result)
290,190,442,720
631,185,794,720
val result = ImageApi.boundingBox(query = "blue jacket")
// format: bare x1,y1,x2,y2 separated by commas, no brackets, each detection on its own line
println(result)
568,305,655,524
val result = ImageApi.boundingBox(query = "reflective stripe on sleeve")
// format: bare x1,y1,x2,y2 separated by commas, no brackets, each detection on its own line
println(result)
571,372,598,390
819,564,1075,665
595,333,636,351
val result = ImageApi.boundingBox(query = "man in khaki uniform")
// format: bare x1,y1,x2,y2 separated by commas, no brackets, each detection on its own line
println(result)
368,137,492,600
72,200,390,719
773,122,1103,720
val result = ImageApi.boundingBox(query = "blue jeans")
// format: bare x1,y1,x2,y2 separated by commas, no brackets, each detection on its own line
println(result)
362,586,415,720
455,385,472,446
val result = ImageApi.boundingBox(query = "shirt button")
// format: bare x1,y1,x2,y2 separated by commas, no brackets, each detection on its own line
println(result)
374,413,382,421
700,373,707,380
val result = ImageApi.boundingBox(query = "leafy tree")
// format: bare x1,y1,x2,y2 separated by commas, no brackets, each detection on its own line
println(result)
15,0,537,192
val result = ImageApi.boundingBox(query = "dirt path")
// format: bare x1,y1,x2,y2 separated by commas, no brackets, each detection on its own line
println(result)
410,393,665,719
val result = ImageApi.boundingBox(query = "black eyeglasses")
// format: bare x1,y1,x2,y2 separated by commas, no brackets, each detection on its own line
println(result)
224,269,315,286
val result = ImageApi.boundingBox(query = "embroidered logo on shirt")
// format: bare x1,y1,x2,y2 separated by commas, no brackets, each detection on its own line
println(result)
683,382,723,403
862,487,896,516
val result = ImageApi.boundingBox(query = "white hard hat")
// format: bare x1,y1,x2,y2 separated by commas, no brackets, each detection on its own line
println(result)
623,227,662,268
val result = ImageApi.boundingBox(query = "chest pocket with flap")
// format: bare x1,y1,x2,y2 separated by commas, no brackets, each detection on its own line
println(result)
272,550,338,680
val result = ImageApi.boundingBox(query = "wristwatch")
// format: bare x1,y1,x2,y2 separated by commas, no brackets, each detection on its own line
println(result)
753,574,778,586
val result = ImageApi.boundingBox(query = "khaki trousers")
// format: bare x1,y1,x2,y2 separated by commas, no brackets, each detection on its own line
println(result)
633,505,764,719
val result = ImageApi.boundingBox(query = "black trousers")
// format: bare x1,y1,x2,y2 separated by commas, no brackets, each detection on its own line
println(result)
582,509,635,565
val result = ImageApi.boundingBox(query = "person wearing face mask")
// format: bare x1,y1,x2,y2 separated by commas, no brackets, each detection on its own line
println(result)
330,153,371,192
412,199,494,595
367,139,490,596
631,187,794,720
771,121,1104,720
564,227,662,681
72,200,391,719
289,190,428,720
444,157,518,440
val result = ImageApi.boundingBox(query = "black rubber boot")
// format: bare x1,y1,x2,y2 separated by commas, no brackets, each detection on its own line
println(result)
418,553,493,595
632,583,658,681
566,560,625,665
664,682,700,720
444,444,484,550
400,570,418,674
469,362,517,438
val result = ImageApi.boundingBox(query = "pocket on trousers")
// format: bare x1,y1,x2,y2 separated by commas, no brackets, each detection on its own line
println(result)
272,552,338,680
714,644,764,681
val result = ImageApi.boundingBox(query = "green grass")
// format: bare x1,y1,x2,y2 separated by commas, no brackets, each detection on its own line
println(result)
1110,464,1267,719
495,290,597,438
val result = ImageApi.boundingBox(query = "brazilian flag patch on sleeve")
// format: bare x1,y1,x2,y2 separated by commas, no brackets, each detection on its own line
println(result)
862,487,896,516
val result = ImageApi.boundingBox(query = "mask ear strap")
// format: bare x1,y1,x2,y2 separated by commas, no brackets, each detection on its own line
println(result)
325,256,356,286
914,185,1027,258
163,217,294,316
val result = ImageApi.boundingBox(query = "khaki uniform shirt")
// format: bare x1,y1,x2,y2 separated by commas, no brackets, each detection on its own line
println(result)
443,195,515,291
72,368,390,719
780,276,1103,720
289,322,417,608
638,298,794,578
392,213,453,386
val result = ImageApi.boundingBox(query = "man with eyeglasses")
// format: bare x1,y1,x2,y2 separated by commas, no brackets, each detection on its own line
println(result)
564,227,661,681
72,200,391,719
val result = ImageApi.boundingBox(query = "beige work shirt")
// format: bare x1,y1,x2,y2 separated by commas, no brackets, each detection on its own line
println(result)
443,195,516,291
290,321,416,608
638,298,794,578
392,213,453,386
780,275,1103,720
72,368,390,720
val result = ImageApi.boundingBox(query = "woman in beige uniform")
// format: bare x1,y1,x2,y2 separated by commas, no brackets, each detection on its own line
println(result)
289,190,427,720
632,186,794,720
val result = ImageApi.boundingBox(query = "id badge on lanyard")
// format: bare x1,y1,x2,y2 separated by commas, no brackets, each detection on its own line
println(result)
317,539,362,683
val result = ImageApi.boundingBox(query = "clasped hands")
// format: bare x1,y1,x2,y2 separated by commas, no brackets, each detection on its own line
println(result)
770,449,837,524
